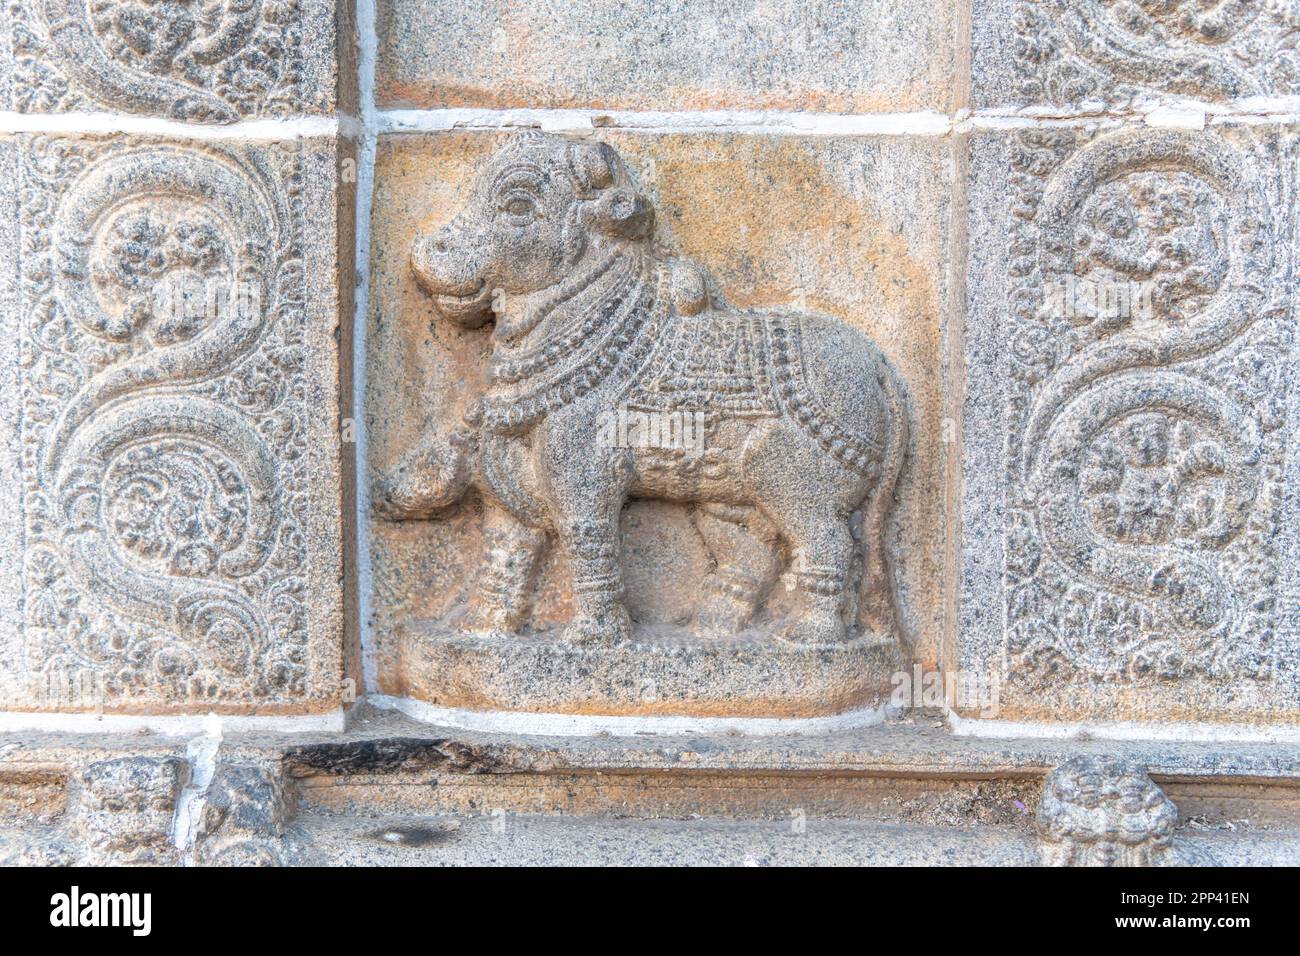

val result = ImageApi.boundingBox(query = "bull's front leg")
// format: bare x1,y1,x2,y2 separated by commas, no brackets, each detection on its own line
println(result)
543,431,633,645
463,503,546,633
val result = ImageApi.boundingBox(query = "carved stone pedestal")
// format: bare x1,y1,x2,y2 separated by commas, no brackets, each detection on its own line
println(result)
393,621,904,720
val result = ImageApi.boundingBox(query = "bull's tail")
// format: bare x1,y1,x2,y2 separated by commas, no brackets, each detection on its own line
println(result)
859,353,910,651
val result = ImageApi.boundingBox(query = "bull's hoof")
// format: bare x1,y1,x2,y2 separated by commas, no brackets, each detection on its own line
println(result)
778,610,848,647
459,601,525,636
561,607,633,646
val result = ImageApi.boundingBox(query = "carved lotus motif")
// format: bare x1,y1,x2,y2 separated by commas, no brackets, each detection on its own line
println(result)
1071,171,1228,329
90,206,236,344
1079,412,1230,547
106,440,252,577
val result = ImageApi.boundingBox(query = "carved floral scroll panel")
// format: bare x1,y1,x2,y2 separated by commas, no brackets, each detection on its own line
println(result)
0,135,347,713
4,0,342,120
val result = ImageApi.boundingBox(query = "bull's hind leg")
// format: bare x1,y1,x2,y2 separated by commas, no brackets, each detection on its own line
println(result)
769,507,856,646
692,503,782,635
463,503,546,633
759,496,857,647
742,421,865,645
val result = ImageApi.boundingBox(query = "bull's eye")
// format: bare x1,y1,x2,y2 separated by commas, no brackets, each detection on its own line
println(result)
500,192,537,223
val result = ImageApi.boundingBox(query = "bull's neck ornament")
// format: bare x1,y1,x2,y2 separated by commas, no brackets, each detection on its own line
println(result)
479,246,659,436
382,130,912,689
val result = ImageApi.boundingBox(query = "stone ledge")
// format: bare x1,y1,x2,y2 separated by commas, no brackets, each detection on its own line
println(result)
390,620,903,719
6,706,1300,783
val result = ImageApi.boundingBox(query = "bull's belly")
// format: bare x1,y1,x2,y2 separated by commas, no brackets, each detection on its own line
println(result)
622,417,764,504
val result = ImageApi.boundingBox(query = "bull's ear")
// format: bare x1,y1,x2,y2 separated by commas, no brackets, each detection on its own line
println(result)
592,186,655,240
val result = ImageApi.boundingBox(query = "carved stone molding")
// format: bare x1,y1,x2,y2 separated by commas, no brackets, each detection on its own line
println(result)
1014,0,1300,106
1037,756,1212,866
4,0,343,119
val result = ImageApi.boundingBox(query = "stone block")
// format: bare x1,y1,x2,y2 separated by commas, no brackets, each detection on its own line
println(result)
365,129,953,718
376,0,958,113
974,0,1300,111
193,760,290,866
958,122,1300,727
0,133,352,716
77,755,186,865
3,0,348,120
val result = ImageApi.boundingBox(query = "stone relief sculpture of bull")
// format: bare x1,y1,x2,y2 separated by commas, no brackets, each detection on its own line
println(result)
375,131,909,647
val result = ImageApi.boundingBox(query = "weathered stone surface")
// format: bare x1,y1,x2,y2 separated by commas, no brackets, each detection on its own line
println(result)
3,0,1299,873
5,714,1299,866
3,0,348,120
365,130,953,717
0,134,352,716
193,760,290,866
958,122,1300,726
395,622,903,718
1037,755,1213,866
376,0,958,113
77,755,185,864
975,0,1300,110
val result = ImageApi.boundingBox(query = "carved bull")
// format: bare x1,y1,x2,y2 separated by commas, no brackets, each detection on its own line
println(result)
377,131,909,646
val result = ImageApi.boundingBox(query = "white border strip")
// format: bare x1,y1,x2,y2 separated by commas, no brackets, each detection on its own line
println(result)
1,98,1297,142
0,709,346,737
0,111,341,140
370,694,891,738
353,0,380,691
377,98,1300,138
948,711,1300,744
380,108,954,137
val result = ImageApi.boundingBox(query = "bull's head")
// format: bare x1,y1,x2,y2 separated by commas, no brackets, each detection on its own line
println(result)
411,131,654,329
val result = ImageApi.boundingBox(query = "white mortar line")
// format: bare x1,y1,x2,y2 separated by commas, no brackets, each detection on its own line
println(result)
947,711,1300,745
337,112,364,140
171,714,223,852
0,709,345,736
353,0,380,693
0,111,342,140
0,98,1293,143
380,107,955,137
377,99,1300,138
370,694,893,737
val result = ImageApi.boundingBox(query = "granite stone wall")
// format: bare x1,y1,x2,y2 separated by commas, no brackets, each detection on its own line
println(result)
0,2,357,722
0,1,1296,739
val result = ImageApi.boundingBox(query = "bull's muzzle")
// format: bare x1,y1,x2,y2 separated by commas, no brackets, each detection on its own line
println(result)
411,227,495,327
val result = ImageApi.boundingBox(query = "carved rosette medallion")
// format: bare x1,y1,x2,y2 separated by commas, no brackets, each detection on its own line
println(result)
1016,0,1300,104
8,0,306,119
18,137,312,705
1004,126,1290,685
